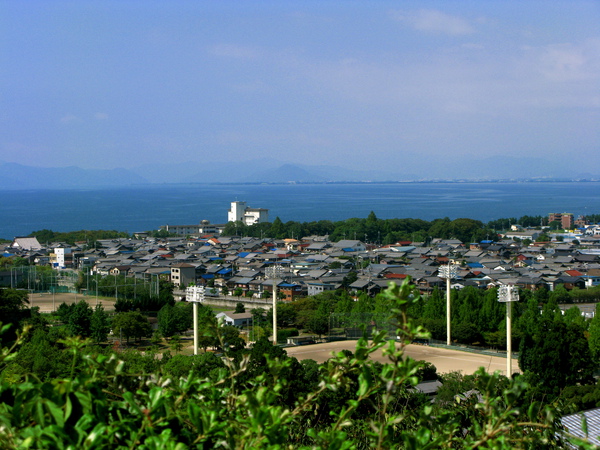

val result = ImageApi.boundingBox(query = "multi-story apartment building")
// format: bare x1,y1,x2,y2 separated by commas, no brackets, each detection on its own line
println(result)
549,212,574,229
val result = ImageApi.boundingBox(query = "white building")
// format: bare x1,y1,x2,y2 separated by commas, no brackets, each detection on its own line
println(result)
227,201,269,226
159,220,224,236
52,247,72,269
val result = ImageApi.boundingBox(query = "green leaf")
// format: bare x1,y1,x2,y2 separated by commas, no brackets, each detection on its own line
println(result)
357,367,373,397
44,400,65,428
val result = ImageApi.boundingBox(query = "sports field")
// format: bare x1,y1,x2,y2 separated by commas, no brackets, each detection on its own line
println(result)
286,340,519,376
30,293,518,376
27,292,117,313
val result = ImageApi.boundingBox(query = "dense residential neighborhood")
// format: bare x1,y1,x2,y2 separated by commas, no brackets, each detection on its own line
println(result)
4,213,600,302
4,211,600,448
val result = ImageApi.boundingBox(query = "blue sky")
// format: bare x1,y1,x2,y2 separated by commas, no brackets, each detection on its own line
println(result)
1,1,599,173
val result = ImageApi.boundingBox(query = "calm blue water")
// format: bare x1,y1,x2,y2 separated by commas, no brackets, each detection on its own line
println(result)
1,182,598,239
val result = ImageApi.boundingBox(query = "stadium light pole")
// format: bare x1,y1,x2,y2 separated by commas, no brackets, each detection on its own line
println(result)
186,285,205,355
439,264,458,346
497,284,520,377
266,264,284,345
92,279,99,307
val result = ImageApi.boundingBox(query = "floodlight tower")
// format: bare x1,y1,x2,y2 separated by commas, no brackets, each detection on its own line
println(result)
186,285,205,355
439,264,459,346
497,284,520,377
266,264,284,345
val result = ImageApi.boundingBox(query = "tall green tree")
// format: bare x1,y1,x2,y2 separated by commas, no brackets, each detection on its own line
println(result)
588,303,600,358
157,304,178,338
157,302,193,338
422,287,445,320
90,304,111,343
0,288,29,341
519,316,595,396
66,301,93,338
112,311,152,343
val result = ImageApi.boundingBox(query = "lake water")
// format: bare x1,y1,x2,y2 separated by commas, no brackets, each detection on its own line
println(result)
1,182,598,239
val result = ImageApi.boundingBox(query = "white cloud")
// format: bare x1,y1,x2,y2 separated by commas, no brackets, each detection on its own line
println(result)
59,114,81,124
536,39,600,82
391,9,475,36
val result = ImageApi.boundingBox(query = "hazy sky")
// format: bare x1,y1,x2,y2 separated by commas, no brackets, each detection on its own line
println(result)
1,1,599,172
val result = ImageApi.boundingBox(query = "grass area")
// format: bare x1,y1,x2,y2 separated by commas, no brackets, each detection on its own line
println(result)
208,305,236,313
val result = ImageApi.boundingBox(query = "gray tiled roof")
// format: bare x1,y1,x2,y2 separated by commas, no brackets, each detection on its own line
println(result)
561,408,600,447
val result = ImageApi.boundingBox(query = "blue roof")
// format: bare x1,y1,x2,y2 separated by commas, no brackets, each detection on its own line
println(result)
467,262,484,268
342,248,356,252
217,268,232,275
201,274,215,279
238,252,251,258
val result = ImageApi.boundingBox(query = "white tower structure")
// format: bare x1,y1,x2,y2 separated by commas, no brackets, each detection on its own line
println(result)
266,264,284,345
228,201,247,223
439,264,458,346
186,285,205,355
498,284,520,377
228,201,269,226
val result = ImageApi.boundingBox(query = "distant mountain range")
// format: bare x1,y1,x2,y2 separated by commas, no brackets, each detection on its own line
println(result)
0,158,597,190
0,163,148,190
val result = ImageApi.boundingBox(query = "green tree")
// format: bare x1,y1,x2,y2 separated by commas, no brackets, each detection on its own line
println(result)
170,335,183,353
549,284,571,304
112,311,152,343
218,325,245,355
66,301,93,338
276,302,297,328
157,303,193,338
162,352,226,379
306,311,329,338
90,304,111,344
0,278,587,449
157,304,178,338
269,217,285,238
588,303,600,358
422,287,445,320
234,302,245,314
0,288,29,341
342,271,358,288
520,316,595,396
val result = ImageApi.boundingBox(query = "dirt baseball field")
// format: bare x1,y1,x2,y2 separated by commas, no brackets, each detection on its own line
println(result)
30,293,517,376
285,340,519,376
27,292,117,313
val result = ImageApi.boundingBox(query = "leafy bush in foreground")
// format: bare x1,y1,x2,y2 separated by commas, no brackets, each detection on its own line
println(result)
0,280,593,449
